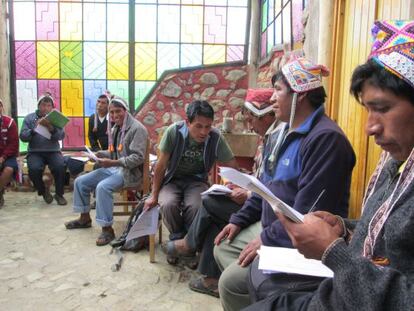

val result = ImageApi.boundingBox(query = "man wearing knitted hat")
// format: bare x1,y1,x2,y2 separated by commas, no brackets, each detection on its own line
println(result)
164,89,279,298
214,57,356,311
243,20,414,311
65,96,148,246
19,93,67,205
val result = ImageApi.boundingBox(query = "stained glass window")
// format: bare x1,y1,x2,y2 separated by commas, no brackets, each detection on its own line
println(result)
10,0,249,151
260,0,306,59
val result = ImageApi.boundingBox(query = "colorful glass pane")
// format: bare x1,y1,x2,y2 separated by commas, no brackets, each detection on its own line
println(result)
267,22,274,53
181,6,203,44
37,41,60,79
135,43,157,81
292,0,304,43
157,43,179,78
261,31,267,59
181,0,203,4
107,81,129,104
282,4,291,44
204,6,226,44
227,45,244,62
204,0,226,6
181,44,202,67
18,118,28,153
64,118,84,148
59,3,82,41
261,0,268,33
158,5,180,42
83,42,106,80
13,2,36,40
275,0,282,14
158,0,180,4
275,15,282,45
15,42,36,79
227,7,247,45
60,41,83,79
37,80,61,111
204,44,225,65
135,4,157,42
83,3,106,41
135,81,156,110
228,0,248,6
107,4,129,42
83,80,107,117
16,80,37,117
36,2,59,40
61,80,83,117
107,43,129,80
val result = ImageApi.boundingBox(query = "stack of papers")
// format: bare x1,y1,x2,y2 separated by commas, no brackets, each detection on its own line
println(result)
84,145,100,162
126,207,160,241
219,167,304,223
258,246,333,278
201,184,232,196
34,124,51,139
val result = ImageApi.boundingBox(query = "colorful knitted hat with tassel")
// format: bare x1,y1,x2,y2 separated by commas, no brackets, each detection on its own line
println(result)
369,20,414,88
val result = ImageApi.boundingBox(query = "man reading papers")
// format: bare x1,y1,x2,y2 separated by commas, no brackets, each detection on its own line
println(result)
213,57,356,311
244,19,414,311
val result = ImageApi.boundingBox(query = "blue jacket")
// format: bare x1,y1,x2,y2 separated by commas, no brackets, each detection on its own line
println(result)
230,106,356,247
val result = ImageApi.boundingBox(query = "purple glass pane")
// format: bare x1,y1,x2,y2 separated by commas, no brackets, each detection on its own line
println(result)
261,31,267,58
15,42,36,79
37,80,61,110
36,2,59,40
63,117,85,148
227,45,244,62
84,80,107,116
204,6,226,44
292,0,304,43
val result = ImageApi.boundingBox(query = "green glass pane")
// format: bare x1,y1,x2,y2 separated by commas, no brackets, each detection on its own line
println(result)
135,81,155,110
262,0,268,32
60,41,83,79
107,81,129,106
18,117,28,153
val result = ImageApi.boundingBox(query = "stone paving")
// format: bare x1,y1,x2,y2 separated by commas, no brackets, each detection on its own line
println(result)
0,191,222,311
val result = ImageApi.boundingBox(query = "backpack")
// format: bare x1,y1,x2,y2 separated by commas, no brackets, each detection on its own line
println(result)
110,194,150,252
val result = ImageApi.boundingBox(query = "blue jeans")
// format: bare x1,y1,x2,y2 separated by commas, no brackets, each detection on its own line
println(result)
73,167,124,227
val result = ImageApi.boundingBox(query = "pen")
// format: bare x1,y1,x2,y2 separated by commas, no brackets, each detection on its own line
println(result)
308,189,326,213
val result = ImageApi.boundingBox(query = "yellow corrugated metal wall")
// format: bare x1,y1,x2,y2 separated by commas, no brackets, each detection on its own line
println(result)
329,0,413,218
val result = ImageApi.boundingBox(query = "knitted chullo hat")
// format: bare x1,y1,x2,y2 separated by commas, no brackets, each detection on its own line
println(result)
244,89,274,117
369,20,414,88
37,92,54,107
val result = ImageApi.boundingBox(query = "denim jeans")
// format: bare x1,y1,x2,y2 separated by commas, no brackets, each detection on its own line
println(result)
73,167,124,227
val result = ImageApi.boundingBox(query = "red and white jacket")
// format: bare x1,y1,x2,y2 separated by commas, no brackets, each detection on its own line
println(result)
0,115,19,159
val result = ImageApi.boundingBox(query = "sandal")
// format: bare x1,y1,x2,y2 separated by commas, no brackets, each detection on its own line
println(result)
189,277,219,298
96,230,115,246
165,240,195,257
65,219,92,229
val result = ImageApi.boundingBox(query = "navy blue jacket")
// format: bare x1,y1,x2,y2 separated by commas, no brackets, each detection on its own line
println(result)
230,106,356,247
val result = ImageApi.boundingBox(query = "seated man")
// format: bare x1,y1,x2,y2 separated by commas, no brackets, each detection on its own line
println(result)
65,96,148,246
165,89,279,297
144,100,238,247
214,57,356,311
244,19,414,311
19,93,67,205
0,99,19,207
88,94,110,152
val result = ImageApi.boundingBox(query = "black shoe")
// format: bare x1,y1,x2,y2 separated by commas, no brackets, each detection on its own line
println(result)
42,191,53,204
54,194,67,206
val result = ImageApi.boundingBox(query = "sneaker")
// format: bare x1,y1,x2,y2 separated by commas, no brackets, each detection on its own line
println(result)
42,191,53,204
54,194,67,206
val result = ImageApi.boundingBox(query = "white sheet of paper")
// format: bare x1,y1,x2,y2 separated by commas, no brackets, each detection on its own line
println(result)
126,206,159,242
201,184,232,196
84,145,100,162
34,124,51,140
258,246,333,278
219,167,304,223
70,156,90,163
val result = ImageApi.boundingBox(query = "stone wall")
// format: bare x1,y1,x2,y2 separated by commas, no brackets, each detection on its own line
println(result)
136,64,249,152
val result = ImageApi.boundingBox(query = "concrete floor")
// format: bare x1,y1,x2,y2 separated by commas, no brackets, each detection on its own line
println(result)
0,191,222,311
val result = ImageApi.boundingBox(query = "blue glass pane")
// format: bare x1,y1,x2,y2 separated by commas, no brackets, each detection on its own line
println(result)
84,80,107,116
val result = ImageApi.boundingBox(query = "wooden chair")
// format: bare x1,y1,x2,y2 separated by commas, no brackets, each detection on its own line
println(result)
113,139,162,263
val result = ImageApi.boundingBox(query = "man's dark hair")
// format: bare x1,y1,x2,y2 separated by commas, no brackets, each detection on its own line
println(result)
271,71,326,109
186,100,214,123
350,58,414,106
98,94,109,104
